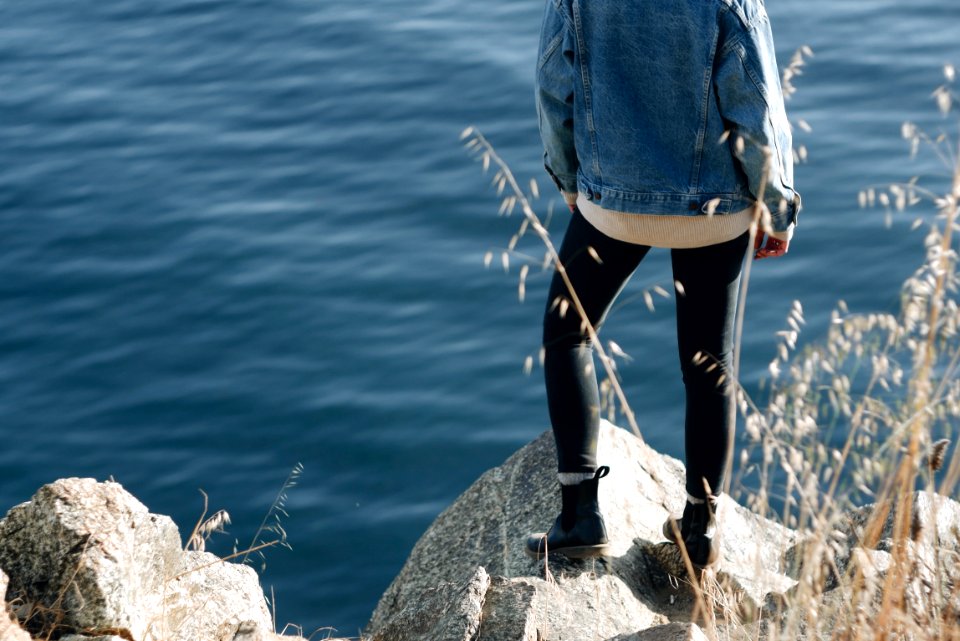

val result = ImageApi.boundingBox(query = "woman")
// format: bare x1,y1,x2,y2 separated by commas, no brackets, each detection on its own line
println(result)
524,0,801,568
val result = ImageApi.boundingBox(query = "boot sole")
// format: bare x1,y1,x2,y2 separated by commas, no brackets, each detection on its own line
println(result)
524,541,610,561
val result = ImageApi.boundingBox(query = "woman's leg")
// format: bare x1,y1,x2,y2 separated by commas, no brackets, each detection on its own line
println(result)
543,209,652,475
670,231,750,500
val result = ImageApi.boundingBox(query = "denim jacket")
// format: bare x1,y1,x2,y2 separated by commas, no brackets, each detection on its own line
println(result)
536,0,801,232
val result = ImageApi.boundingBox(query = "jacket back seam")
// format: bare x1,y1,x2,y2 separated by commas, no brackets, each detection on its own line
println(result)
571,0,602,183
691,23,721,192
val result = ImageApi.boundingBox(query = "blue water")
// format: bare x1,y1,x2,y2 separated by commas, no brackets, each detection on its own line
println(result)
1,0,958,635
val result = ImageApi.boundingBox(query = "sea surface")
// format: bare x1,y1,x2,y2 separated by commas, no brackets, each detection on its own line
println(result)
1,0,958,635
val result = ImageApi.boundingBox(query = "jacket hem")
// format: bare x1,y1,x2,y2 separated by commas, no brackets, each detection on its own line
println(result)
577,177,754,217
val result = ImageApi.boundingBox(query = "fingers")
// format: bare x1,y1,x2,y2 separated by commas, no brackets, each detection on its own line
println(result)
754,236,789,260
753,232,764,252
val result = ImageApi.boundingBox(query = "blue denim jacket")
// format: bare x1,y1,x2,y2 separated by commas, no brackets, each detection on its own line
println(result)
536,0,801,232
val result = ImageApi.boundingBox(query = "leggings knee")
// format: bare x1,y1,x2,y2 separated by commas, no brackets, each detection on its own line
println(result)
680,351,732,391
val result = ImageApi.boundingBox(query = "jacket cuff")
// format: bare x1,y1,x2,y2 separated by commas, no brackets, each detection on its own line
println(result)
544,164,579,196
769,192,801,233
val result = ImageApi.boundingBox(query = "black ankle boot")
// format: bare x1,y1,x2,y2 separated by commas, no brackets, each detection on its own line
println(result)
662,497,720,569
525,466,611,560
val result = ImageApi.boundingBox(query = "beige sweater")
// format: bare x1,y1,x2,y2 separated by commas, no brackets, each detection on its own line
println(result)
571,192,793,249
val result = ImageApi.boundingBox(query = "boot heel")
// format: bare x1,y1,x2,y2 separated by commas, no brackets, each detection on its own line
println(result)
662,498,721,569
524,466,611,560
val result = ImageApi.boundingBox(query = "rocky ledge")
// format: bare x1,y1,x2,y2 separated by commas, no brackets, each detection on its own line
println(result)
3,421,958,641
364,420,960,641
0,477,312,641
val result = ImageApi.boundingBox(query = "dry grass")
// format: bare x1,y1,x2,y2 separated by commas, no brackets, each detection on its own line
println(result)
466,59,960,641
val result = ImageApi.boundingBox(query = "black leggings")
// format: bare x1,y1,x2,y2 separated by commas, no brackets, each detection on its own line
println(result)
543,209,750,500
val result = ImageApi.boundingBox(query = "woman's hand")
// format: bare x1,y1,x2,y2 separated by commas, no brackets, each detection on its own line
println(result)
754,222,794,259
754,233,789,259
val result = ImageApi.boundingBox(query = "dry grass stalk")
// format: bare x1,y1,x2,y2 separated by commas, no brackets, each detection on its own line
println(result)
463,126,647,443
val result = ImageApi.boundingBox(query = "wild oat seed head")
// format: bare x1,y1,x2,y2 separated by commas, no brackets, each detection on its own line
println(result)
929,438,950,472
608,340,631,361
705,197,721,216
934,86,952,116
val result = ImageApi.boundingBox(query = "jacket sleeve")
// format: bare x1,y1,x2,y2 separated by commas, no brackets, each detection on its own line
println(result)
535,0,579,197
714,11,801,232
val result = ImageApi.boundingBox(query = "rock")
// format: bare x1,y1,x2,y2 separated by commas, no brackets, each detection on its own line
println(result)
784,491,960,591
811,539,960,638
768,491,960,641
159,551,273,641
216,619,310,641
478,572,665,641
1,569,31,641
224,620,264,641
0,478,182,640
842,491,960,552
369,566,489,641
630,622,709,641
0,478,288,641
632,494,797,611
366,420,799,640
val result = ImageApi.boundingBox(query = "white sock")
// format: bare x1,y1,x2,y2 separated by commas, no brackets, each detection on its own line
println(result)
558,471,596,485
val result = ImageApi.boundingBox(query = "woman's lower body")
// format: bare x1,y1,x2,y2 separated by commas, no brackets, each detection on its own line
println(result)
527,208,749,565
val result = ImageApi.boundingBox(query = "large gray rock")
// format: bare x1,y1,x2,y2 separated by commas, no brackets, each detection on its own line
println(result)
0,477,182,640
1,569,31,641
0,478,290,641
370,566,489,641
366,421,798,640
